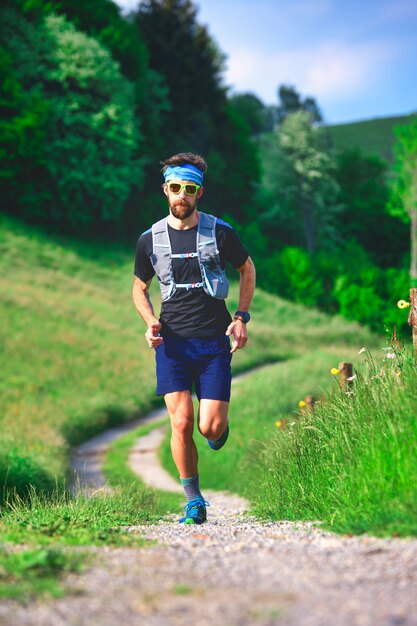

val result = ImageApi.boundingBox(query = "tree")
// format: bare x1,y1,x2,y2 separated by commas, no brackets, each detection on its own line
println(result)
0,7,142,233
258,111,341,252
389,118,417,281
134,0,226,153
43,0,170,162
229,92,274,136
276,84,322,125
335,148,408,267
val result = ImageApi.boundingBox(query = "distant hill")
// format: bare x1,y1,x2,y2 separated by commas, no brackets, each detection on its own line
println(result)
327,113,417,165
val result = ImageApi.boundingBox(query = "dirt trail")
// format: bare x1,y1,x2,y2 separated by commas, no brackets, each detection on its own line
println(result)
3,375,417,626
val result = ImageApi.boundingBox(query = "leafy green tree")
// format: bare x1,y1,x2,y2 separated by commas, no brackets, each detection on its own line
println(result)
0,42,49,214
1,8,142,233
259,110,341,252
276,84,322,125
43,0,170,162
389,118,417,281
335,148,408,267
134,0,225,153
229,92,274,136
44,14,142,230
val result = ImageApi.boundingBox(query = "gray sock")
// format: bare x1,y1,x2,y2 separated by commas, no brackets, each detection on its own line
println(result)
180,474,203,501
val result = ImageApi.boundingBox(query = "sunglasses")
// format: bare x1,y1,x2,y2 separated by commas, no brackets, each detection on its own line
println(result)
167,182,201,196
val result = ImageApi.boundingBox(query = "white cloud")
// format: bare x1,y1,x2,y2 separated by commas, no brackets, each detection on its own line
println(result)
226,40,400,105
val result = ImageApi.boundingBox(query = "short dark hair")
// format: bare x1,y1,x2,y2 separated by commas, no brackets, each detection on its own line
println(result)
160,152,207,175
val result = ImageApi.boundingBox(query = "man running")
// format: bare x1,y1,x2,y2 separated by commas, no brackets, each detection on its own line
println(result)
132,152,255,524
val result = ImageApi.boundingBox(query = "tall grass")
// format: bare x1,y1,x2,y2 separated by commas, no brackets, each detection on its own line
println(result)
258,347,417,535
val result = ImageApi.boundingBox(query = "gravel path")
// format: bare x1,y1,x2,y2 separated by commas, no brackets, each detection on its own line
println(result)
3,376,417,625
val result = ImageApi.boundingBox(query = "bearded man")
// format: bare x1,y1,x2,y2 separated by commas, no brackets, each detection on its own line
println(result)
133,152,255,524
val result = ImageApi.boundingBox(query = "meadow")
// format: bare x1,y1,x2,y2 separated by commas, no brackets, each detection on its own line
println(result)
0,213,375,498
1,213,416,600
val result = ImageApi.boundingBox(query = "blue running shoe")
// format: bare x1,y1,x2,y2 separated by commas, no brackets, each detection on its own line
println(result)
179,498,210,525
207,424,229,451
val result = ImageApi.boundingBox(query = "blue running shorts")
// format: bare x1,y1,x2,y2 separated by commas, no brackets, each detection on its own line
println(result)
155,336,232,401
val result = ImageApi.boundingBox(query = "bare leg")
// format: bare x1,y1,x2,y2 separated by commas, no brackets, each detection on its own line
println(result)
164,390,198,478
198,399,229,440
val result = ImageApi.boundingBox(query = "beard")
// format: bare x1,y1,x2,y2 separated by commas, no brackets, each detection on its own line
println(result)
169,198,197,220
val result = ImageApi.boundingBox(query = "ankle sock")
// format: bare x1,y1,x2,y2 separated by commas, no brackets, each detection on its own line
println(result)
180,474,203,501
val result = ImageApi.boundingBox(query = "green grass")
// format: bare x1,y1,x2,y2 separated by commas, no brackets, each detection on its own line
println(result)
102,418,182,516
0,545,87,602
327,113,417,166
257,347,417,536
0,212,375,498
0,483,155,601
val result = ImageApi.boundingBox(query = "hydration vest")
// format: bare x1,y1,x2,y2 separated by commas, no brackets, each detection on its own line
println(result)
150,212,229,302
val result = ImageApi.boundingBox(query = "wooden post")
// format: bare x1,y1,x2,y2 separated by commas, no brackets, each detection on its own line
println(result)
299,395,315,416
408,288,417,361
304,395,315,412
338,362,353,390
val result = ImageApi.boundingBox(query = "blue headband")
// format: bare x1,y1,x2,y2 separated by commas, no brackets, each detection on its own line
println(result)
164,164,204,185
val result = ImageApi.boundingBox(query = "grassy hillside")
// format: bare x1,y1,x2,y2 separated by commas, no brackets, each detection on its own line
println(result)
0,214,377,497
327,112,417,164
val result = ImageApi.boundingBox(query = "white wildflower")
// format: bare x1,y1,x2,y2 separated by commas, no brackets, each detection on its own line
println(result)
358,347,367,354
386,352,396,359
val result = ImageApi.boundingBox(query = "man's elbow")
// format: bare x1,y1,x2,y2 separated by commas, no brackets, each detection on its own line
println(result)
238,256,256,275
132,277,147,301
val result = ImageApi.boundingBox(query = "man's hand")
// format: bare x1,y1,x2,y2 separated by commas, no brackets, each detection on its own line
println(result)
226,319,248,354
145,321,163,349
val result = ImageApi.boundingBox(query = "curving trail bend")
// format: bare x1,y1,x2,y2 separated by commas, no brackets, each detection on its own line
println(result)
3,372,417,626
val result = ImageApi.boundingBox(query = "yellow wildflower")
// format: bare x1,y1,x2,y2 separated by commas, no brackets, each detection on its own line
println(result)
275,420,282,427
298,400,306,408
330,367,340,376
397,300,410,309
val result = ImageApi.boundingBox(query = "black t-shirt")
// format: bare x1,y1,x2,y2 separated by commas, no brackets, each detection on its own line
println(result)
134,216,249,338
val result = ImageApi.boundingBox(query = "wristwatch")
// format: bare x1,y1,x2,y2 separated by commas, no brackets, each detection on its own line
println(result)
234,310,250,324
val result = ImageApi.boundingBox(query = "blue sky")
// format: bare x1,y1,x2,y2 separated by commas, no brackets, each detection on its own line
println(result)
114,0,417,124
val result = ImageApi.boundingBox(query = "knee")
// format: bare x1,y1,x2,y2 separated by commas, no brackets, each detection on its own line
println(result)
171,411,194,439
198,419,223,441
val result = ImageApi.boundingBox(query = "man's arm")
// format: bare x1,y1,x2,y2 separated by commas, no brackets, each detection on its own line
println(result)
226,256,256,354
132,276,163,348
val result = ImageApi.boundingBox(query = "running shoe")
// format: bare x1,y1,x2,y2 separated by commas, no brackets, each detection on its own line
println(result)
207,423,229,450
179,498,209,525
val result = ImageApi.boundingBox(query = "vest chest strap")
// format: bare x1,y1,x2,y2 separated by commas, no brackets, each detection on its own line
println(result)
176,282,204,290
170,252,199,259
